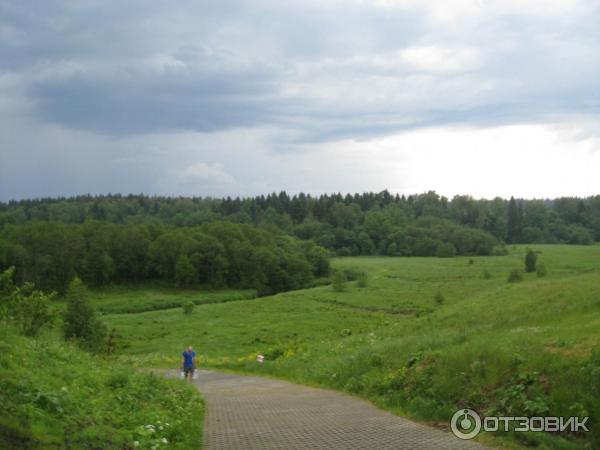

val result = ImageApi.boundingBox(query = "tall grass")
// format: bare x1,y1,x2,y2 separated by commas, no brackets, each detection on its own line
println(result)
0,326,203,449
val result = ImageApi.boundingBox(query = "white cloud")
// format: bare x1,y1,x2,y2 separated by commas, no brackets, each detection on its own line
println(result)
179,162,235,185
375,0,582,23
346,122,600,198
400,45,482,73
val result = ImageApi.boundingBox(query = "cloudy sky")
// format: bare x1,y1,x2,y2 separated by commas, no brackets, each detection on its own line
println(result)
1,0,599,201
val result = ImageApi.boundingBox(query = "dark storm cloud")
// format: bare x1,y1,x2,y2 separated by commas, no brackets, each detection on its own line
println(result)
1,0,429,137
3,0,600,140
3,0,598,140
29,66,284,135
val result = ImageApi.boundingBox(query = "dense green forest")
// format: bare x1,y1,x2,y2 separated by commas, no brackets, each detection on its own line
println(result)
1,191,598,292
0,221,329,294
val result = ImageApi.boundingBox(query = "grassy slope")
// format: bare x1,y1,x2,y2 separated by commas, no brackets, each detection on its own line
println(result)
106,245,600,449
0,326,204,449
87,285,257,314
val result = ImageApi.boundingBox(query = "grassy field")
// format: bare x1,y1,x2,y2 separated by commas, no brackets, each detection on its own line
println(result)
86,285,257,314
104,245,600,449
0,326,204,449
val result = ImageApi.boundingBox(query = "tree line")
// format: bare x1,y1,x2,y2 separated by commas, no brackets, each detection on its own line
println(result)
1,191,597,256
0,221,330,294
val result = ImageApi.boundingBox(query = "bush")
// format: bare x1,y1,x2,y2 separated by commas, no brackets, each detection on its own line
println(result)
63,277,107,352
491,244,508,256
182,301,195,315
106,328,118,356
507,269,523,283
536,262,548,277
332,271,346,292
357,271,368,288
13,287,56,337
341,268,361,281
435,242,456,258
0,268,56,337
105,371,130,389
525,249,537,273
434,291,445,305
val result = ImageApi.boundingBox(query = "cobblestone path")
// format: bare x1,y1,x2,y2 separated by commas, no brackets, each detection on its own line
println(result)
191,370,492,450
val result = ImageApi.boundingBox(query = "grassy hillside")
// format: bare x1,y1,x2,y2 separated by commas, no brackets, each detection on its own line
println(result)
87,285,257,314
0,326,204,449
105,245,600,449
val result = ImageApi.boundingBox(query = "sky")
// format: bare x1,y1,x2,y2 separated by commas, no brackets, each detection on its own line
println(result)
1,0,599,201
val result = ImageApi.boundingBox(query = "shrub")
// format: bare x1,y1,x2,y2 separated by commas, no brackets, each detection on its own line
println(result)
105,371,130,389
436,242,456,258
106,328,118,356
482,270,492,279
525,249,537,273
357,271,368,288
182,301,195,315
536,262,548,277
507,269,523,283
63,277,107,352
0,268,56,336
491,244,508,256
434,291,445,305
468,259,474,265
342,268,361,281
332,271,346,292
14,287,56,337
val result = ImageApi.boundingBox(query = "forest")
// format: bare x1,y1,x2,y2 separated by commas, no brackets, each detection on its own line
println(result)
0,221,330,294
0,191,598,292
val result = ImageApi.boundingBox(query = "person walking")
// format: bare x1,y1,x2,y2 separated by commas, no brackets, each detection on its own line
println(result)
181,345,197,382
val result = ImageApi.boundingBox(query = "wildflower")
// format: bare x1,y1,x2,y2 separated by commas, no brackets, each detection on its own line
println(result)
161,438,168,444
133,441,140,447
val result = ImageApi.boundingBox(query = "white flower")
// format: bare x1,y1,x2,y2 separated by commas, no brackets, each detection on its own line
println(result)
133,441,140,447
161,438,168,444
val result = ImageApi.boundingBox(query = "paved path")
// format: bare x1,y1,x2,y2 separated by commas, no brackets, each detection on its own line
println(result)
188,370,490,450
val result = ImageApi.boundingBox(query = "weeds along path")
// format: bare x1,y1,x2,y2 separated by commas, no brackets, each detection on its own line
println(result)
184,370,491,450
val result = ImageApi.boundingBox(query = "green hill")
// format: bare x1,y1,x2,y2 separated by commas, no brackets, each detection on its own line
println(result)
0,326,203,449
106,244,600,449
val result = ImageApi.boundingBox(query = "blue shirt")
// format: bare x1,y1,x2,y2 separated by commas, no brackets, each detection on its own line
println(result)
182,350,196,368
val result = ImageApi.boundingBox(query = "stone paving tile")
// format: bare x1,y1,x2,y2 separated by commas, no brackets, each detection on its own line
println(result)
189,370,493,450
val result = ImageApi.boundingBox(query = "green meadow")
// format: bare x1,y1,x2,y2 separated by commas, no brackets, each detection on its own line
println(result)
88,285,257,314
103,244,600,449
0,326,204,449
